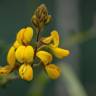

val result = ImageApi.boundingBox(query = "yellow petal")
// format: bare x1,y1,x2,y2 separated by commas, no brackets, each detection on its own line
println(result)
23,27,33,44
16,28,25,44
13,40,21,49
41,36,52,44
0,65,12,75
24,46,34,63
7,46,16,67
45,64,61,79
51,47,70,59
15,45,25,63
19,64,33,81
51,30,59,47
36,51,52,66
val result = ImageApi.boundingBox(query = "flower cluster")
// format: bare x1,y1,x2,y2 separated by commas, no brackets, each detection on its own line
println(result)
6,28,70,81
0,4,70,81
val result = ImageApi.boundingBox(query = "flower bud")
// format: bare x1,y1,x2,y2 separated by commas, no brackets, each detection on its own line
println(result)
23,27,33,44
15,45,34,63
36,51,52,66
32,15,39,28
19,64,33,81
35,4,48,23
32,4,51,28
16,27,33,45
45,64,61,79
45,15,52,24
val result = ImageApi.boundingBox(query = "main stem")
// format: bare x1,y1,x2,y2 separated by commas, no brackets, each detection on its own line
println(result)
33,28,41,60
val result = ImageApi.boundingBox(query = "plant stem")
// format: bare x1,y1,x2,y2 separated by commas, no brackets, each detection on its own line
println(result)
33,28,41,60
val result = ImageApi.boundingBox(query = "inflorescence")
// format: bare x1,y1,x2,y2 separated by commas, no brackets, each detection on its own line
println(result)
0,4,70,81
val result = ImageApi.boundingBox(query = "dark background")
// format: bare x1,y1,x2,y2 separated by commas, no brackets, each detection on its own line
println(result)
0,0,96,96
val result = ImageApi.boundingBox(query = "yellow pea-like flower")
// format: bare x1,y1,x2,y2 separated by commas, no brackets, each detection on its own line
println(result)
41,30,59,47
50,47,70,59
24,46,34,63
15,45,34,63
16,28,25,44
45,64,61,79
19,64,33,81
0,65,12,75
23,27,33,44
13,40,21,49
15,45,25,63
16,27,33,44
41,36,53,44
36,51,52,66
50,30,59,47
7,46,16,67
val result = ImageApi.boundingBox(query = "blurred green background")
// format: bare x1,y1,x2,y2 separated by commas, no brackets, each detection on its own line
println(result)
0,0,96,96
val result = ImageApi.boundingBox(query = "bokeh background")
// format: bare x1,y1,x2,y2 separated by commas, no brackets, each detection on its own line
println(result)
0,0,96,96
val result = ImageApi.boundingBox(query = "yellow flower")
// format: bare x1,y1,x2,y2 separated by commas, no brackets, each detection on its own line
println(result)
45,64,61,79
16,27,33,44
41,30,70,59
19,64,33,81
15,45,34,63
41,30,59,46
23,27,33,44
36,51,52,66
50,47,70,59
0,65,12,75
7,46,16,67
